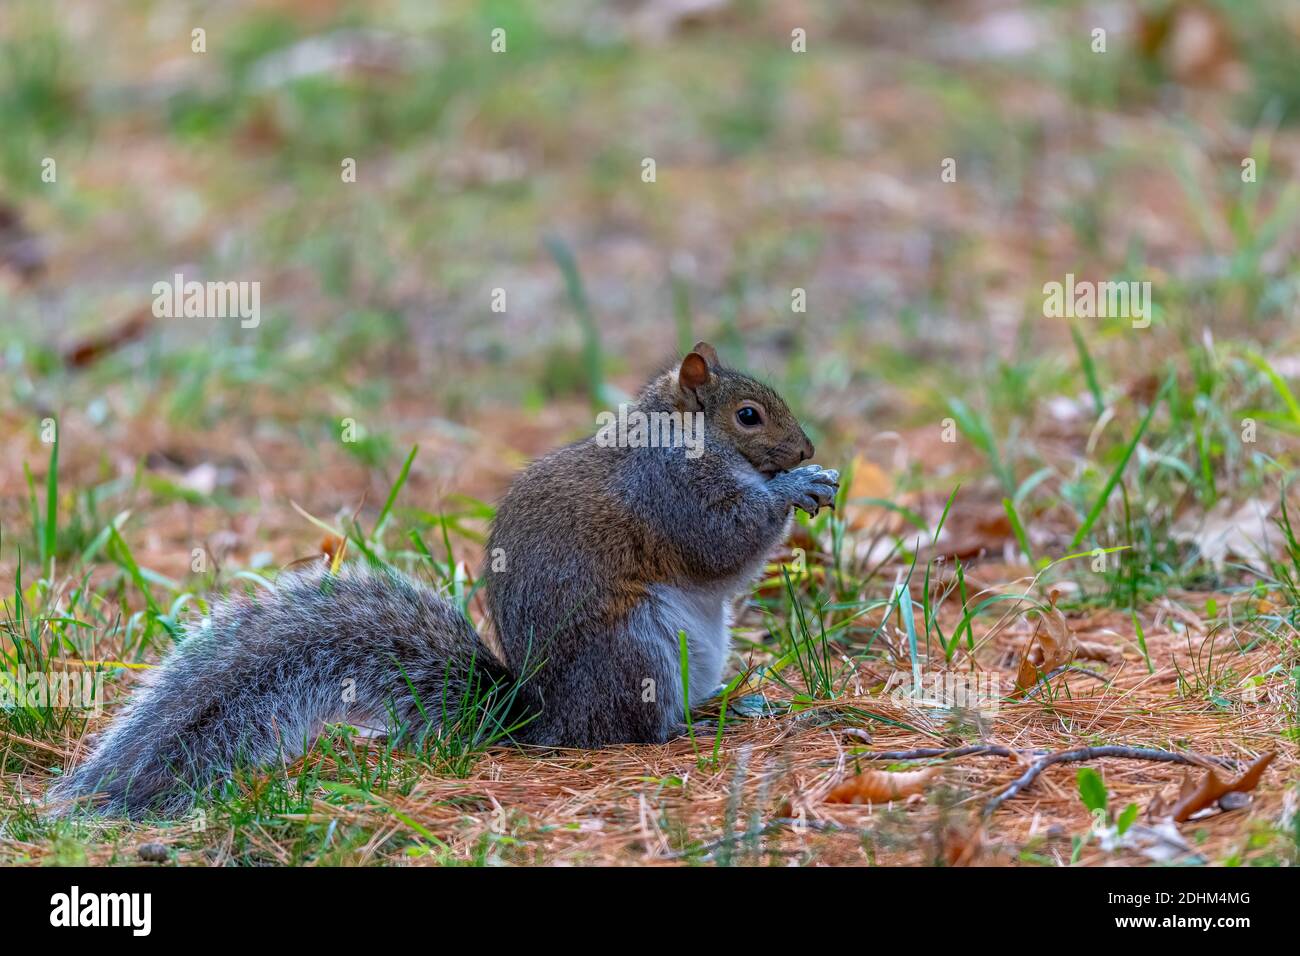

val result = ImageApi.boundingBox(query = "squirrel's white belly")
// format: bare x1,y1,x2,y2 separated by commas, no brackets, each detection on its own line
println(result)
644,583,732,705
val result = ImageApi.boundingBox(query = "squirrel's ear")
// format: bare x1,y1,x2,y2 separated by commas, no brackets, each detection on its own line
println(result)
690,341,720,368
678,351,712,394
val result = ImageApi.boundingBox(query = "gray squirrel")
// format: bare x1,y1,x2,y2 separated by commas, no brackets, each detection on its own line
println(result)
51,342,840,816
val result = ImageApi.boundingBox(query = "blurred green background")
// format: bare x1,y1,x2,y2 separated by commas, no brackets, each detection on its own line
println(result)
2,0,1299,591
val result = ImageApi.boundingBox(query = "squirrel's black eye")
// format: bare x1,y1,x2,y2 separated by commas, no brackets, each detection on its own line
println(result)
736,406,763,428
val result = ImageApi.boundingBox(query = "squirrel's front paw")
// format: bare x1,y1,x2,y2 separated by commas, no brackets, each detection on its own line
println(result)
775,465,840,517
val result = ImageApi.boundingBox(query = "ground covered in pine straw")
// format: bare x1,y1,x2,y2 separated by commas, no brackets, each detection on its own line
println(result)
5,553,1297,867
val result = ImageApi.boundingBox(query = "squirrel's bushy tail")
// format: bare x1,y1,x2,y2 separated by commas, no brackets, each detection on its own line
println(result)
50,565,531,817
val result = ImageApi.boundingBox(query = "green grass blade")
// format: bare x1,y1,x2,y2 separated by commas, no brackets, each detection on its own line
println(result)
1131,610,1153,674
43,426,59,575
374,443,419,542
932,483,960,545
896,564,922,695
1069,321,1104,416
1002,497,1035,566
1069,377,1168,550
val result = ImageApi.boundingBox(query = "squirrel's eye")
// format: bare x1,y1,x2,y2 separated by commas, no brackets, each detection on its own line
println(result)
736,406,763,428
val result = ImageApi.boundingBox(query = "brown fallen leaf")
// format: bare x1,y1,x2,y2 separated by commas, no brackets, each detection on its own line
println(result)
825,766,939,804
62,307,153,368
1169,752,1276,822
1014,592,1078,694
1014,654,1039,694
1222,751,1275,794
1178,769,1199,802
1171,497,1278,573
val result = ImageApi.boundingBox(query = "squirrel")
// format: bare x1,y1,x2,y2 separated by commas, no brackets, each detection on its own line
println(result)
51,342,840,816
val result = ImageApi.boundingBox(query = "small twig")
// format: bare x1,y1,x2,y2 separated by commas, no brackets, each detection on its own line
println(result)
983,746,1235,817
848,744,1025,761
818,743,1042,771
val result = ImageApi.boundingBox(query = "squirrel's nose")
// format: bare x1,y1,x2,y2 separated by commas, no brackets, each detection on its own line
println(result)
800,438,814,462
